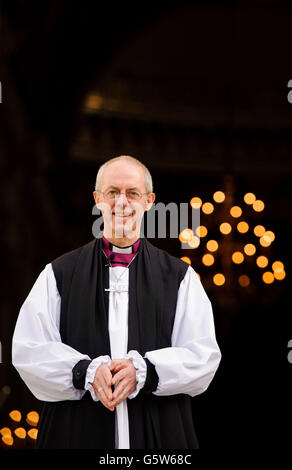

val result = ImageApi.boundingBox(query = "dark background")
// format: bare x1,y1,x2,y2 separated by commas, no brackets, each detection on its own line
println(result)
0,0,291,449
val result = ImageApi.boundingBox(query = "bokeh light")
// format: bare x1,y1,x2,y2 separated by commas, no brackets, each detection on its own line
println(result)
230,206,242,218
254,225,266,237
244,192,256,205
190,197,202,209
213,273,225,286
256,256,269,268
195,225,208,238
181,256,191,265
237,221,249,233
213,191,225,203
202,254,215,266
244,244,256,256
272,261,284,273
253,200,265,212
274,270,286,280
187,235,200,248
238,275,250,287
232,252,244,264
219,222,232,235
206,240,219,252
262,271,274,284
179,228,194,243
202,202,214,214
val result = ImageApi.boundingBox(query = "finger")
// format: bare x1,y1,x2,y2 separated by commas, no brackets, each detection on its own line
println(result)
111,367,128,385
112,382,131,404
110,361,127,373
113,376,138,403
110,359,124,368
111,364,126,377
97,370,113,400
112,379,128,399
97,378,112,401
97,387,115,411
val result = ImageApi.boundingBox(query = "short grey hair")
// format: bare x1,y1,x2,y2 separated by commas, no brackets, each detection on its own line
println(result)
95,155,153,193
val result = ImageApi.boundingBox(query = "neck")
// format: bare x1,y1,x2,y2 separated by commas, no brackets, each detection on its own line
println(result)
103,231,140,247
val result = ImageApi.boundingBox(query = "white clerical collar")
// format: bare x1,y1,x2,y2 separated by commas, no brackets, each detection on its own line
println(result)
109,243,133,254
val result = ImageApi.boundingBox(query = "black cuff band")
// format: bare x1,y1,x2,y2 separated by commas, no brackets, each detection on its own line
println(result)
140,358,159,395
72,359,92,390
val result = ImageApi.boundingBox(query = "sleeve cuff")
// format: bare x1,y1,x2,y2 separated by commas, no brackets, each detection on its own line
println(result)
141,357,159,395
125,350,147,399
72,359,92,390
84,355,112,402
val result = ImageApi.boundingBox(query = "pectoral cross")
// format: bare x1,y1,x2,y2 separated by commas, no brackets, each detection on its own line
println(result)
104,285,128,293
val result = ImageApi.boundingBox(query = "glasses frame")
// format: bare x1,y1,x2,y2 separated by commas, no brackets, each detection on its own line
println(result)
96,189,149,201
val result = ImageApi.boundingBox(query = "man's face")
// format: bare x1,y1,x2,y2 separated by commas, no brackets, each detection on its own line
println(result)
93,160,155,239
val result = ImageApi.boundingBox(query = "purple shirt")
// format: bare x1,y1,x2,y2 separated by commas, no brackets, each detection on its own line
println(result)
102,236,141,267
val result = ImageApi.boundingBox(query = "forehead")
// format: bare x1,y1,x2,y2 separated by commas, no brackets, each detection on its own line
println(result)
102,161,145,189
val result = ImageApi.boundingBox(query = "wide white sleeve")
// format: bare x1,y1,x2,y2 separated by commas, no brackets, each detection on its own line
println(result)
144,265,221,397
12,263,93,402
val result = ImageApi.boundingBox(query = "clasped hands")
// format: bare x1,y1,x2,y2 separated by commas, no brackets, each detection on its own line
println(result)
91,359,138,412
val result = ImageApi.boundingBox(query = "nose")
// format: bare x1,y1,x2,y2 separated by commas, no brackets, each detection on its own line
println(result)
115,192,130,207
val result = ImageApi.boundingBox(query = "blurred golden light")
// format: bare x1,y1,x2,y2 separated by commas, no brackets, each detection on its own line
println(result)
230,206,242,218
272,261,284,273
232,252,244,264
274,270,286,280
196,225,208,238
196,272,201,280
14,428,26,439
213,191,225,203
28,428,38,440
181,257,191,265
85,94,103,110
1,435,13,447
202,202,214,214
213,273,225,286
188,235,200,248
262,271,274,284
253,200,265,212
0,428,11,437
238,275,250,287
26,411,39,427
237,221,249,233
254,225,266,237
206,240,219,252
202,254,215,266
256,256,269,268
244,192,256,205
263,231,275,243
244,244,256,256
190,197,202,209
9,410,21,423
259,236,271,247
179,228,194,243
219,222,232,235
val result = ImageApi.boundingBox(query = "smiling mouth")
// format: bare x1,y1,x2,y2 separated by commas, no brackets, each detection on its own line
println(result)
112,212,133,217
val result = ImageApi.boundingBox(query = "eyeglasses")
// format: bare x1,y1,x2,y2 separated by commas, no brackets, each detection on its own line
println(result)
97,189,149,201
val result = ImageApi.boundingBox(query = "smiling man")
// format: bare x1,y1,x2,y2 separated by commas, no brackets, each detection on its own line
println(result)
12,155,221,449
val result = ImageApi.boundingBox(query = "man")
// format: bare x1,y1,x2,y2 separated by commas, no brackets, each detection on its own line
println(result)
12,155,221,449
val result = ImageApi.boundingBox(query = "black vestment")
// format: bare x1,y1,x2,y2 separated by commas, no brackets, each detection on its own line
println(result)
36,237,199,449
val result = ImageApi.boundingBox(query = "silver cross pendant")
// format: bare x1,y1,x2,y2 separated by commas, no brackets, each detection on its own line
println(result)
104,287,128,293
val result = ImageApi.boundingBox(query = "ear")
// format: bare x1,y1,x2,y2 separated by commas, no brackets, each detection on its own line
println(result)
93,191,104,213
93,190,100,206
144,192,156,212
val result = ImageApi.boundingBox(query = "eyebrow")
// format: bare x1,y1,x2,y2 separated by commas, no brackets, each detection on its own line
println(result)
105,186,140,191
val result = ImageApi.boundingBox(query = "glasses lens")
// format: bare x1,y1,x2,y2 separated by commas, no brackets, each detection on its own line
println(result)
104,190,142,200
126,191,142,201
105,190,118,199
